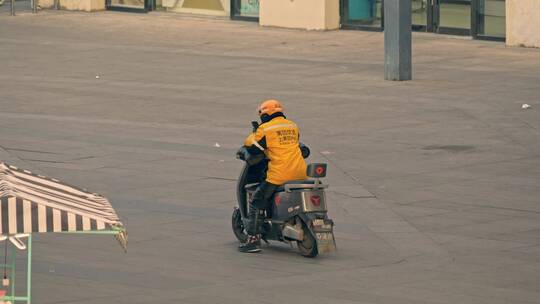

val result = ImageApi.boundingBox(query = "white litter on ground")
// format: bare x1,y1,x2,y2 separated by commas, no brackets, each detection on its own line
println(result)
320,151,333,155
522,104,531,109
95,75,100,79
214,142,221,148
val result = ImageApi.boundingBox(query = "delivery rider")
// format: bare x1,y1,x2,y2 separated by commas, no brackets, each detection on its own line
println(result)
239,99,307,253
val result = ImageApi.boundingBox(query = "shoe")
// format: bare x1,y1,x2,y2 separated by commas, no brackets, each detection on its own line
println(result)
238,235,261,253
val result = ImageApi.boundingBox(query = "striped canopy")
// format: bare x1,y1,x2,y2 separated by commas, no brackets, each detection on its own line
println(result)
0,162,127,251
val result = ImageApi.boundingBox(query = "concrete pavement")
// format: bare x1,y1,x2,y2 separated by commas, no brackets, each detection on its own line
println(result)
1,11,540,304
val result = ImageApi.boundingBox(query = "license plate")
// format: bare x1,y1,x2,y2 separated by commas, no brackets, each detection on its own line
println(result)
316,232,336,253
312,219,333,232
312,219,325,226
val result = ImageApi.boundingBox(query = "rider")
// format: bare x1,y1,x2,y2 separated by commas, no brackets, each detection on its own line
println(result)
239,99,307,253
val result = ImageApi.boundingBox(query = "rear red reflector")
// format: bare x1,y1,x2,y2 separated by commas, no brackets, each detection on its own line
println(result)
310,195,321,207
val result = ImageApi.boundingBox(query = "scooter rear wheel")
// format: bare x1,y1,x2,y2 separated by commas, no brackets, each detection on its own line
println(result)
297,223,318,258
232,208,249,243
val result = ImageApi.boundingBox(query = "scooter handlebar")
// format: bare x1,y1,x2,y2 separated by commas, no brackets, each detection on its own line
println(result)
236,147,248,161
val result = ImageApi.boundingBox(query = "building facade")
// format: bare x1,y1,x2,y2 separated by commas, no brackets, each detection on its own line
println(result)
38,0,540,48
341,0,506,40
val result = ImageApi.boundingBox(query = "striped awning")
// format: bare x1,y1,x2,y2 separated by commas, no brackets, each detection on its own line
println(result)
0,162,127,251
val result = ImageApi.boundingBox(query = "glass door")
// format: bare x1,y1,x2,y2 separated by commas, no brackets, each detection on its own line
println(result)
473,0,505,40
412,0,429,30
412,0,472,35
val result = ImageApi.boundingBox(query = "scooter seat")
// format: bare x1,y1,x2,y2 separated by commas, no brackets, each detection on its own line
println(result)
276,180,315,192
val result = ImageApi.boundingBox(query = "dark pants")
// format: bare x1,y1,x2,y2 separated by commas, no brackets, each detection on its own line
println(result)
247,181,278,236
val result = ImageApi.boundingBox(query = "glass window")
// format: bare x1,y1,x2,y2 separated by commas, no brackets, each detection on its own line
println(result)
477,0,505,38
232,0,259,18
342,0,383,28
439,0,471,30
182,0,224,11
412,0,428,27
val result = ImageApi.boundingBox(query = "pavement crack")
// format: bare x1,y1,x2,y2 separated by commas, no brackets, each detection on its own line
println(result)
364,153,540,185
330,190,375,199
360,258,407,269
20,158,69,164
202,176,237,182
68,155,96,161
318,151,378,199
2,147,64,154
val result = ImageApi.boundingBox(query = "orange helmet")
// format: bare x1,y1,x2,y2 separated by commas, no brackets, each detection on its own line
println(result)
258,99,284,116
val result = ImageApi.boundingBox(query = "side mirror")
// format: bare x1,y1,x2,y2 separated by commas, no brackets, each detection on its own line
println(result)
299,143,310,159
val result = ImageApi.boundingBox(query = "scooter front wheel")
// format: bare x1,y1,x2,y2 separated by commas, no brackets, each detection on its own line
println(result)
232,208,249,243
297,223,318,258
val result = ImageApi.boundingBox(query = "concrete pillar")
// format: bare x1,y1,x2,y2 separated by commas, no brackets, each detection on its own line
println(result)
384,0,412,81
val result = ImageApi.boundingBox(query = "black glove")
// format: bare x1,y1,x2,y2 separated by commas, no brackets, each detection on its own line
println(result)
236,148,246,160
251,121,259,132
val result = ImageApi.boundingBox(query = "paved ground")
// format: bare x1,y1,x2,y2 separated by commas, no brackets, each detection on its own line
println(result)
1,10,540,304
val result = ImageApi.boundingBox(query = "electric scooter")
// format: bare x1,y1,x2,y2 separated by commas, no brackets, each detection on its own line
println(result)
232,122,336,257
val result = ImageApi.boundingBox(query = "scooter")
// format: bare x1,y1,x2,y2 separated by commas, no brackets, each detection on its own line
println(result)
232,122,336,257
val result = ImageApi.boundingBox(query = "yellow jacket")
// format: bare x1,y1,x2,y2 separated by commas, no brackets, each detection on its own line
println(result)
244,116,307,185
